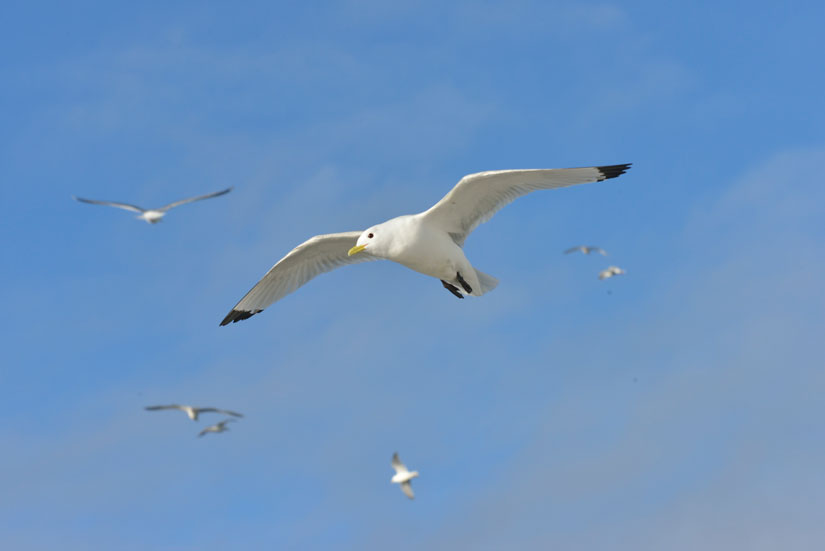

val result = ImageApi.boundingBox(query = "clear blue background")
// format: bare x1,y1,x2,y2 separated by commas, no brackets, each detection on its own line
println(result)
2,1,824,549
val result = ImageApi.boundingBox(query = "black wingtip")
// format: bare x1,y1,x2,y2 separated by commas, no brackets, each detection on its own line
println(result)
596,163,632,181
219,309,262,326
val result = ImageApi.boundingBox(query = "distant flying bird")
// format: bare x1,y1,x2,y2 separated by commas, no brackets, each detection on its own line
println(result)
564,245,607,256
144,405,244,421
391,452,419,500
198,419,236,437
221,164,631,325
598,266,626,280
72,187,233,224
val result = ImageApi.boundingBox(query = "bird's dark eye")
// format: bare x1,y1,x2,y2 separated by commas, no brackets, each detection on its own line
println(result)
368,233,374,238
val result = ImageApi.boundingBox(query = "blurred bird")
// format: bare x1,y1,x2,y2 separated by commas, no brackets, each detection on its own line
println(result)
221,164,631,325
391,452,419,500
564,245,607,256
72,187,232,224
598,266,626,280
144,404,244,421
198,419,236,437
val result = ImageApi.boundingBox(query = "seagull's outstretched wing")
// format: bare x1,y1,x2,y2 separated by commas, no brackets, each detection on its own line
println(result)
73,196,146,213
220,231,378,325
391,452,409,474
156,187,233,212
422,164,631,246
144,404,184,412
400,481,415,499
564,246,586,254
593,247,608,256
198,407,244,418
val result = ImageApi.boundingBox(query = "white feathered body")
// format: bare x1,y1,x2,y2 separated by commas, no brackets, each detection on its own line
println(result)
138,211,165,224
366,215,485,295
391,470,419,484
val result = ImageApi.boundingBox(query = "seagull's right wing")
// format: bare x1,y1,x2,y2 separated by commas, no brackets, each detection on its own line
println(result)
422,164,631,246
216,409,244,418
198,408,244,418
564,246,584,254
400,481,415,499
156,187,233,212
391,452,409,474
220,231,378,325
73,196,145,213
144,405,183,411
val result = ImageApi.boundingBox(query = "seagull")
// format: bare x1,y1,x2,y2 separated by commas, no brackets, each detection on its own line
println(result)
391,452,419,500
564,245,607,256
220,164,631,325
72,187,232,224
598,266,626,280
144,405,244,421
198,418,236,437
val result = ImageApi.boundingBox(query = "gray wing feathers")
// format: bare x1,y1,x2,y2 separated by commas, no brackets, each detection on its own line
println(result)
199,408,244,417
422,165,630,246
72,196,145,213
391,452,407,473
156,187,233,212
144,405,182,411
221,231,377,324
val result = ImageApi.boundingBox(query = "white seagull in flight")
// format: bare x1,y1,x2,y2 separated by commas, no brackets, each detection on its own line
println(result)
598,266,626,280
391,452,419,500
144,404,244,421
564,245,608,256
72,187,232,224
220,164,631,325
198,419,237,437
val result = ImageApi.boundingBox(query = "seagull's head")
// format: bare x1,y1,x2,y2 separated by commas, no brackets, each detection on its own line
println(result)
349,217,409,258
348,225,383,257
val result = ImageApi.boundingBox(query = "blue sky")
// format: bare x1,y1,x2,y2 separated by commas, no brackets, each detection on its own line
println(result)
2,1,824,549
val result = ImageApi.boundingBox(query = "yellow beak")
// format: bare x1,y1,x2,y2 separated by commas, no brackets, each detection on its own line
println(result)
348,244,367,256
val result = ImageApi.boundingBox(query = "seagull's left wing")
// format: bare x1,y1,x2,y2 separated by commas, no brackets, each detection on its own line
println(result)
220,231,378,325
391,452,408,474
422,165,631,246
156,187,233,212
400,481,415,499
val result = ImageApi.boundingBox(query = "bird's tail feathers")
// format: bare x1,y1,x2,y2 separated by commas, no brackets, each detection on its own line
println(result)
473,268,499,296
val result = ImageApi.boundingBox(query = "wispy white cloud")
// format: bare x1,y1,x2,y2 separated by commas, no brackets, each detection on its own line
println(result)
448,1,629,36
